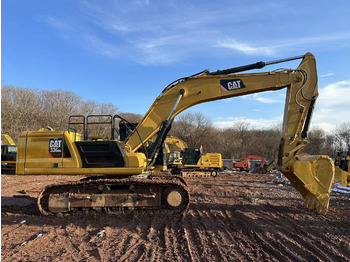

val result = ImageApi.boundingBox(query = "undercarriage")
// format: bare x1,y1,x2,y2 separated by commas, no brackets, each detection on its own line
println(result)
38,175,189,215
170,168,219,178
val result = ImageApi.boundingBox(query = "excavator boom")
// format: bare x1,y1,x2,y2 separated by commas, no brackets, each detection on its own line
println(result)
125,52,334,214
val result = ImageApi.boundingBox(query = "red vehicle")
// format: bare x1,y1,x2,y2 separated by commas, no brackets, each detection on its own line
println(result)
232,155,266,172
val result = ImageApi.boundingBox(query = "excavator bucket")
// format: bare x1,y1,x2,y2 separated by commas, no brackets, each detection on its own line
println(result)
283,155,335,214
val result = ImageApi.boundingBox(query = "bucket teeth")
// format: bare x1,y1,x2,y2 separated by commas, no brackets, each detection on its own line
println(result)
304,192,329,215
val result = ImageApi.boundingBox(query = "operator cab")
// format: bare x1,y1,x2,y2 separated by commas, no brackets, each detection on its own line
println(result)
1,144,17,161
182,148,201,165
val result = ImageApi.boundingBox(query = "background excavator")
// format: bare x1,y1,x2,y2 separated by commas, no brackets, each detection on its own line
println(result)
165,136,222,177
15,52,335,215
334,150,350,187
165,135,188,168
1,134,17,174
232,155,266,172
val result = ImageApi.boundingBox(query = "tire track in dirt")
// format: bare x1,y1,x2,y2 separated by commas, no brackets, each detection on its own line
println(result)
270,197,347,260
181,209,212,261
54,229,81,261
103,231,133,258
193,208,230,261
214,176,324,261
186,210,214,260
146,215,183,262
168,217,193,261
212,210,249,261
247,208,324,261
273,212,350,262
182,224,196,261
145,220,163,261
114,234,145,261
228,202,347,262
253,210,308,261
265,208,341,261
216,209,278,261
236,208,307,261
193,178,261,260
163,220,178,261
113,234,137,259
204,179,266,261
224,206,303,261
181,208,228,261
223,209,274,261
128,220,153,261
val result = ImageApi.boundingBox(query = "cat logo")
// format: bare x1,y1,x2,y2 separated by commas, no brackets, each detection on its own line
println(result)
220,79,246,91
49,138,63,158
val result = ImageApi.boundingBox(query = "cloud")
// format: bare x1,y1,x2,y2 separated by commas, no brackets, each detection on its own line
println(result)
312,79,350,131
217,39,276,56
252,94,279,103
320,73,335,78
130,34,194,64
291,32,350,46
44,16,73,37
43,2,350,65
217,31,350,57
238,92,283,104
83,34,121,58
214,116,281,130
317,80,350,107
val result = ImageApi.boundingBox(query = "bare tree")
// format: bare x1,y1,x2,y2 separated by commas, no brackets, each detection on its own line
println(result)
234,121,250,157
1,85,119,142
119,113,143,123
170,112,214,151
216,127,241,158
333,122,350,150
303,128,333,155
245,126,281,159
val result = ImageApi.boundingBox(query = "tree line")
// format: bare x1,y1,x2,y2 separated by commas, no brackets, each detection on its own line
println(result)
1,85,120,140
2,85,349,160
170,112,350,159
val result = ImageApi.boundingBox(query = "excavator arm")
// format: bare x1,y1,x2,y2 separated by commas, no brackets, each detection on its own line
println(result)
1,134,16,146
165,136,188,151
125,52,335,214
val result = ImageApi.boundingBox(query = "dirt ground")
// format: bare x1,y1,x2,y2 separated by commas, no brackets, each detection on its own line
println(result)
1,172,350,262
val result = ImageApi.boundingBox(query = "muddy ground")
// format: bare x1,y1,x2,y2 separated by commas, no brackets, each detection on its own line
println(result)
1,172,350,262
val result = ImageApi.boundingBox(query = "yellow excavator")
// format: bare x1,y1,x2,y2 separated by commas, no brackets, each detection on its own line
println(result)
334,150,350,187
1,134,17,174
15,52,335,215
165,136,222,177
166,136,188,168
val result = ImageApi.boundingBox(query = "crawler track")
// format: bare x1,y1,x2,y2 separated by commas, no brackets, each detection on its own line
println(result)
37,176,190,215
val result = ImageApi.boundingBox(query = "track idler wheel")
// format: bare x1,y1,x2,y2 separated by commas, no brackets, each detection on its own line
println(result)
163,187,189,210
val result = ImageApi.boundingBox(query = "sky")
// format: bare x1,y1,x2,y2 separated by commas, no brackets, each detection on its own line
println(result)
2,0,350,132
